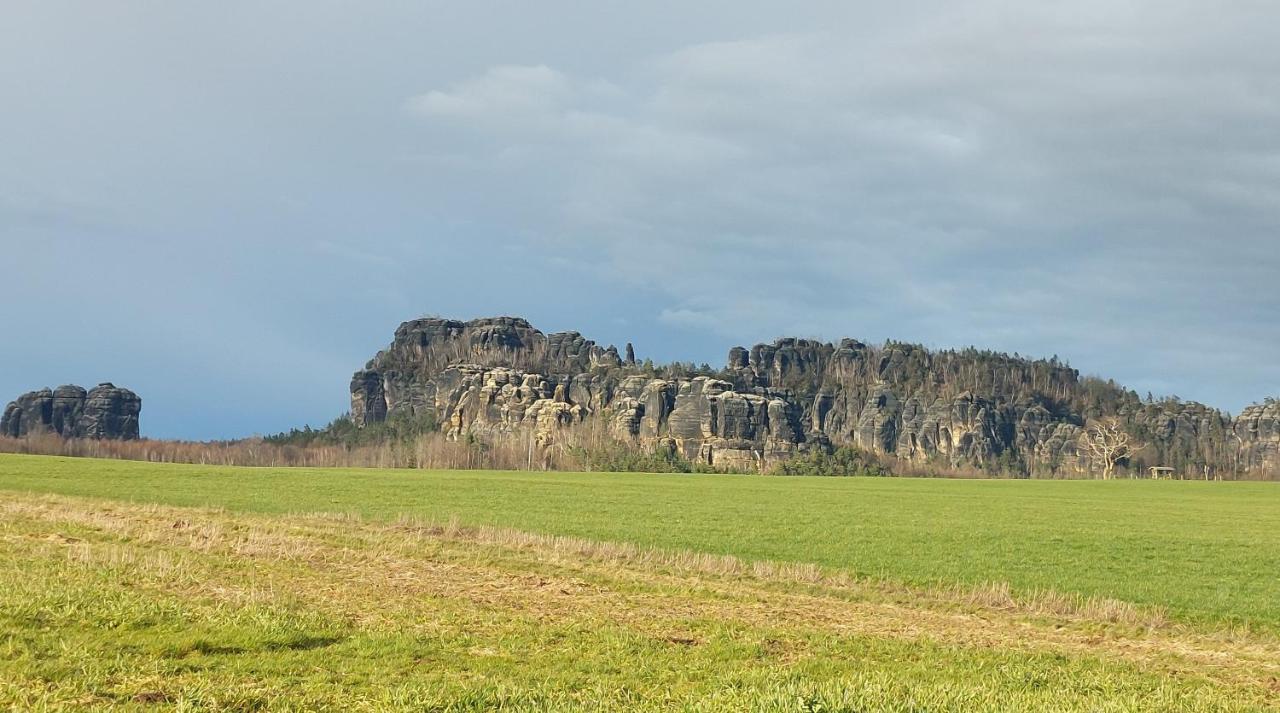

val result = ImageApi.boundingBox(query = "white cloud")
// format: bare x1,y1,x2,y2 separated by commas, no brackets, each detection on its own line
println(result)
407,65,574,126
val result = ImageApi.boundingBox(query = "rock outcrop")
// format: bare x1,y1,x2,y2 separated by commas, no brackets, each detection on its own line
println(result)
351,315,1280,476
350,317,621,428
1235,400,1280,473
1,384,141,440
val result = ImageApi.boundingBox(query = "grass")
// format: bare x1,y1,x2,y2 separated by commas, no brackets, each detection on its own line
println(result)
1,454,1276,632
1,455,1279,710
2,492,1278,711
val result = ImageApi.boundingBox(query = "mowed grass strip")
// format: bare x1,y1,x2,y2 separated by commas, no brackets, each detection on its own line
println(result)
2,493,1278,711
0,454,1278,632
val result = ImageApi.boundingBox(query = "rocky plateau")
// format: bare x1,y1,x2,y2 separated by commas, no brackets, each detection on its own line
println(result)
350,316,1279,476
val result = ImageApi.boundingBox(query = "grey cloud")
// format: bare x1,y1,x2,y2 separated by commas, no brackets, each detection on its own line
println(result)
405,4,1279,409
2,2,1277,439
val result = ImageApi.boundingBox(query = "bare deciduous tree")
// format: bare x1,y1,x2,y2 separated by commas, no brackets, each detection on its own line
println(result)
1080,418,1137,480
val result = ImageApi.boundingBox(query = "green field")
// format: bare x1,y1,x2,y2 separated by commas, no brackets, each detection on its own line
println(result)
2,454,1279,710
2,454,1276,629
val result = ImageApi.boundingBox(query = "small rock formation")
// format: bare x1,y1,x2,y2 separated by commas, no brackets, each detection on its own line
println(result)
350,315,1280,476
1,384,141,440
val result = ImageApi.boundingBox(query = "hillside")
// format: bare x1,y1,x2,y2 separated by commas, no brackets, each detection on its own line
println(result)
350,316,1280,477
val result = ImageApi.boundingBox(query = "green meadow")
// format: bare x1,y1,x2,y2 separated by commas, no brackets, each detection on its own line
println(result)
1,454,1278,710
1,454,1276,630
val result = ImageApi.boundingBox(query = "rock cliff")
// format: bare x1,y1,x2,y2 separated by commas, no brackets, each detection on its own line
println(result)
351,316,1280,476
1,384,141,440
1235,400,1280,473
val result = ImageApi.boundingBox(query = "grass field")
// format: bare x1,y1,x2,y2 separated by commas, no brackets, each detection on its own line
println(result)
2,454,1279,710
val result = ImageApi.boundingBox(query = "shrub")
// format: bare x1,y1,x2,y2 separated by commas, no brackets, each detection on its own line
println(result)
771,447,890,477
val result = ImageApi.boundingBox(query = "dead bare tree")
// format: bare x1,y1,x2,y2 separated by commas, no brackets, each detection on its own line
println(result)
1080,418,1137,480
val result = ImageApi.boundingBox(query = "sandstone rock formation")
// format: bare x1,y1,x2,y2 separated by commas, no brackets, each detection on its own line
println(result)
350,317,622,429
1235,400,1280,473
1,384,141,440
351,316,1280,476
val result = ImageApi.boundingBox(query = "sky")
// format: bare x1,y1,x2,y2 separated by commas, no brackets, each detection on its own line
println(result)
1,1,1278,440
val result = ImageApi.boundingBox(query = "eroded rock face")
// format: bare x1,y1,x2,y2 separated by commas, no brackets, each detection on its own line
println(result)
350,315,1280,475
1,383,141,440
351,317,622,426
1235,401,1280,474
351,317,809,468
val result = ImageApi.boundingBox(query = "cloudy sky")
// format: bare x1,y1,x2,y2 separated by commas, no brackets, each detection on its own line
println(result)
2,1,1277,439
